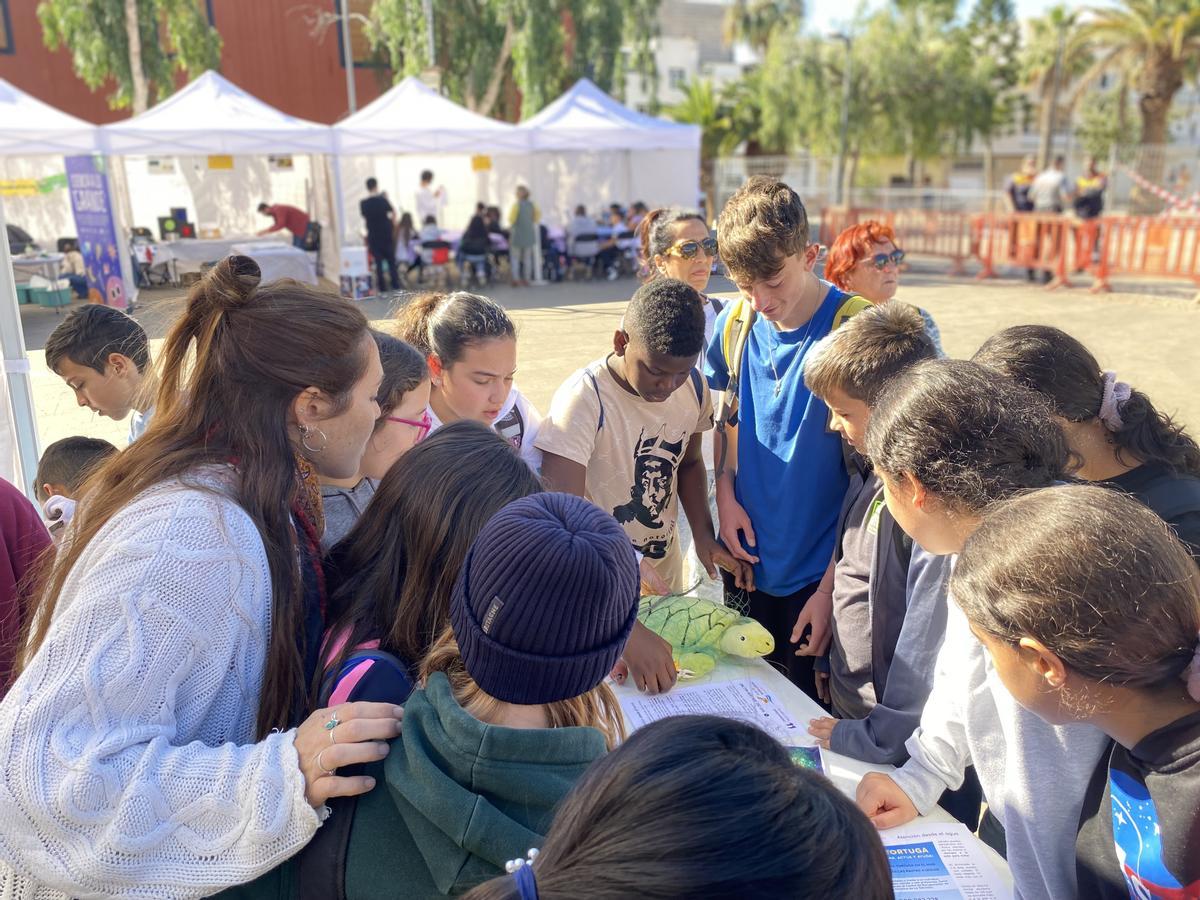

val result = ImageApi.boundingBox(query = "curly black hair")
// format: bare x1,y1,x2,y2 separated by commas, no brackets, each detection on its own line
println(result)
866,358,1072,512
624,278,707,359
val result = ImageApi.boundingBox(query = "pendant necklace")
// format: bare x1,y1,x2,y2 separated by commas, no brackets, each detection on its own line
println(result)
765,280,819,398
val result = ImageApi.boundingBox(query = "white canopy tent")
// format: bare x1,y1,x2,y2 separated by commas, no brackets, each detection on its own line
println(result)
504,79,702,224
0,80,99,492
101,71,339,276
332,77,530,241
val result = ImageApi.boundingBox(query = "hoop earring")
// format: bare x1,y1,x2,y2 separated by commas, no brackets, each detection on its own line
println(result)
299,424,328,455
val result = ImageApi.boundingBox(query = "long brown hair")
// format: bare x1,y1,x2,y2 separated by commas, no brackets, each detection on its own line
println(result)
953,485,1200,693
20,257,371,737
973,325,1200,477
323,420,543,678
420,627,625,750
462,716,893,900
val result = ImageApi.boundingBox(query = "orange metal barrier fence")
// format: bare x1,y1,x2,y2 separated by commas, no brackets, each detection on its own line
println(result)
821,207,1200,292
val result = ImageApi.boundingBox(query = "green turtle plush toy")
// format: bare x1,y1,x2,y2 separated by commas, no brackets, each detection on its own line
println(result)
637,594,775,678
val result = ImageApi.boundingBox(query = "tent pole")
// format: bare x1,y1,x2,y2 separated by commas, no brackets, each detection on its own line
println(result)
0,195,43,497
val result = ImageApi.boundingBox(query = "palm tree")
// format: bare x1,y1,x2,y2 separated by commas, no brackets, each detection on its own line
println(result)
668,79,735,216
1080,0,1200,183
723,0,806,55
1020,7,1094,168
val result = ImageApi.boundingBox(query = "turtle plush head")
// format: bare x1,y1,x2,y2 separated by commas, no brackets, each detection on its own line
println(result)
718,618,775,658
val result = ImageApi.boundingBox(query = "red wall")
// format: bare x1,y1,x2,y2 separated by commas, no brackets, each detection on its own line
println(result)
0,0,391,125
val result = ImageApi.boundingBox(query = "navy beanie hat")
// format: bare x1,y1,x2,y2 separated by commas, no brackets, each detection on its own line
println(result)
449,492,640,705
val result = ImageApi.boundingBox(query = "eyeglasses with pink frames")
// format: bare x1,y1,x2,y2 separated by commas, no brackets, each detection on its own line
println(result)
386,409,433,442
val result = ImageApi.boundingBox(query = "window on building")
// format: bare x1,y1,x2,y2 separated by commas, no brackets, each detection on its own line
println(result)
0,0,13,54
668,67,687,89
336,0,386,68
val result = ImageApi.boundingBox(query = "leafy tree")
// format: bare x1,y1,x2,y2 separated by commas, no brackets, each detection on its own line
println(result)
962,0,1022,189
1075,88,1134,161
38,0,222,114
1019,6,1093,167
368,0,660,120
722,0,805,55
1080,0,1200,183
667,79,735,215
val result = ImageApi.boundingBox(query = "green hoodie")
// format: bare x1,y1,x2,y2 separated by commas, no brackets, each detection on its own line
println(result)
216,672,608,900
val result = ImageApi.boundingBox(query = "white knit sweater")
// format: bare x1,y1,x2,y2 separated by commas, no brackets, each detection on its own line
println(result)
0,473,320,900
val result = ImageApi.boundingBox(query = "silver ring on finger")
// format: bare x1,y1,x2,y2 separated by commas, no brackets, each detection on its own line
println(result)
315,747,335,777
329,723,338,744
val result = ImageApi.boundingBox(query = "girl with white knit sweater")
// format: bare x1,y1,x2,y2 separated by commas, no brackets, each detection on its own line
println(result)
0,256,404,899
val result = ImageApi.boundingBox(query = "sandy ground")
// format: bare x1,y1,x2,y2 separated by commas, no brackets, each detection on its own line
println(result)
18,262,1199,453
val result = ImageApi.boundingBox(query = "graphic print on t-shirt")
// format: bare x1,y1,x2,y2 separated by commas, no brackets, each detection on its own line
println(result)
1110,768,1200,898
493,403,526,449
611,426,686,559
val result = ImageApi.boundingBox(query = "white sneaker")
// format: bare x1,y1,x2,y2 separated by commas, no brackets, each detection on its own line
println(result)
606,268,619,281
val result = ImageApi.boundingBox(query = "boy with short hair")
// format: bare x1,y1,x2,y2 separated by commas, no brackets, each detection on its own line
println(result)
537,277,746,694
44,305,153,444
800,301,949,764
704,176,870,701
35,436,119,541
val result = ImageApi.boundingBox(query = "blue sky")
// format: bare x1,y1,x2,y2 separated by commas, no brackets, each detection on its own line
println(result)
805,0,1079,34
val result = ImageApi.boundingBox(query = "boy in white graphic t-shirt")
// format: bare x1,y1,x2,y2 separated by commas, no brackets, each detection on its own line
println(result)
537,278,751,693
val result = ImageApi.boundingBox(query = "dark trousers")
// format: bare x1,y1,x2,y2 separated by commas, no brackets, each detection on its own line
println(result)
939,765,984,831
722,571,825,704
369,243,400,293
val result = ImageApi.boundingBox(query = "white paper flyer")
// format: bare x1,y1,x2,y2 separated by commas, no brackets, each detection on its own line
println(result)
882,821,1013,899
619,678,808,746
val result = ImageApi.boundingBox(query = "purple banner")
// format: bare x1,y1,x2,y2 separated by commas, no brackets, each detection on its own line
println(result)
65,155,130,309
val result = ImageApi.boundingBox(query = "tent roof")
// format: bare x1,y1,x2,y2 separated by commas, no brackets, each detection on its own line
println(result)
518,79,700,152
334,76,528,154
100,71,333,156
0,78,99,156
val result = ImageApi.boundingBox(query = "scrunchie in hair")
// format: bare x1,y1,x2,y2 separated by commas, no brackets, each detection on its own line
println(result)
1098,371,1132,432
512,864,539,900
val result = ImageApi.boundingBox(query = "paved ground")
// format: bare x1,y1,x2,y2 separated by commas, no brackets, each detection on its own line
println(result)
19,262,1199,451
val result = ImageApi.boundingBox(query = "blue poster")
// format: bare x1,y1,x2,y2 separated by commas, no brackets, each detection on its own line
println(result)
65,155,130,309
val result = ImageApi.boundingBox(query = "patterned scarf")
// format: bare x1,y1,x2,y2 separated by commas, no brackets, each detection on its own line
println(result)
293,454,328,720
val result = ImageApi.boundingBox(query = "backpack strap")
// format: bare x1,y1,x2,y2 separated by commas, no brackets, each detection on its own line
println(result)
714,299,756,479
688,367,704,407
832,294,873,330
297,794,356,900
320,648,412,707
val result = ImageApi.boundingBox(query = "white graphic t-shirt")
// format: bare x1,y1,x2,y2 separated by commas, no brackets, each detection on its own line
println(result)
535,356,714,592
427,387,542,472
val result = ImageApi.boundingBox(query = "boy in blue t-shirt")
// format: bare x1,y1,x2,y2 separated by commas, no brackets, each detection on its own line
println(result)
704,176,863,702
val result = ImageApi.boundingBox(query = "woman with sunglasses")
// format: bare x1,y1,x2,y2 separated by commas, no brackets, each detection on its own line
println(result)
318,421,544,708
826,221,944,354
638,207,723,346
319,331,430,549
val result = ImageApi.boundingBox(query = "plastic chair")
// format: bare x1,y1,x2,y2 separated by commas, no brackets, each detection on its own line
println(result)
421,240,453,289
568,233,600,281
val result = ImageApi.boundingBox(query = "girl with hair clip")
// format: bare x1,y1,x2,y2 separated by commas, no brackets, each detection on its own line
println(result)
319,420,544,707
227,492,639,900
637,207,723,347
0,257,404,899
952,486,1200,899
853,358,1113,900
462,715,894,900
395,291,542,470
973,324,1200,558
319,330,430,549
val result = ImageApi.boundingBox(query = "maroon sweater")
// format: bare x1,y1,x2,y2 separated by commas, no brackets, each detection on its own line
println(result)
0,478,50,696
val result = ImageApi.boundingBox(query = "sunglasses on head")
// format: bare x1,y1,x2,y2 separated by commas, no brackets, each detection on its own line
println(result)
865,249,905,270
665,237,719,260
387,408,433,443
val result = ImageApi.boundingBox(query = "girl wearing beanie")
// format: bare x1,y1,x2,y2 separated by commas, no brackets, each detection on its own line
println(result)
224,492,639,900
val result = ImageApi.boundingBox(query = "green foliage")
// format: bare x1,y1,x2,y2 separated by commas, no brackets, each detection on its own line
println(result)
368,0,661,119
1075,89,1133,159
37,0,221,111
722,0,805,54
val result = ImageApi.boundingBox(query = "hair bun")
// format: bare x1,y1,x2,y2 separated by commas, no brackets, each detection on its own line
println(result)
189,255,261,319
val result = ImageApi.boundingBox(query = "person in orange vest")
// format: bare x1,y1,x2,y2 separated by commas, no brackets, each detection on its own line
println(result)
1073,156,1107,220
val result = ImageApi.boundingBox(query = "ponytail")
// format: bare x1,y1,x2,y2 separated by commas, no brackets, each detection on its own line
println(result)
21,256,371,736
393,291,515,365
973,325,1200,477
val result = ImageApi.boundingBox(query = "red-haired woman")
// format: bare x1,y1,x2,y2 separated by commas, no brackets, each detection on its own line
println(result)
826,221,943,354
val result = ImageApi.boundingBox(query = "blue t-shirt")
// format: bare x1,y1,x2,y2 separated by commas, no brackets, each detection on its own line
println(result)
704,281,851,595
